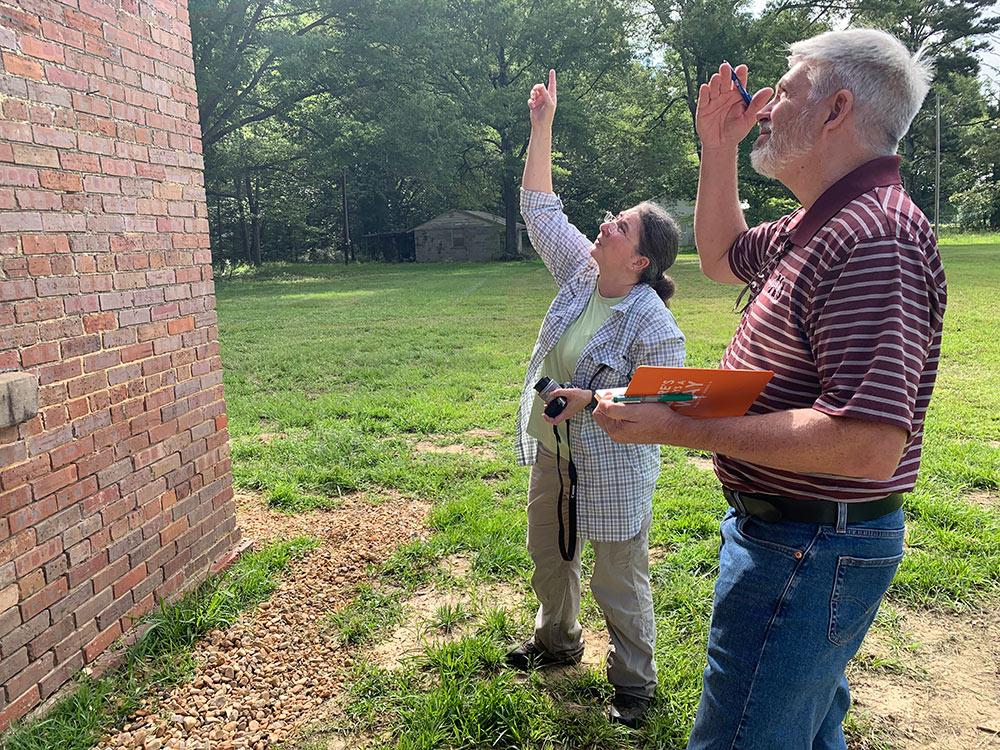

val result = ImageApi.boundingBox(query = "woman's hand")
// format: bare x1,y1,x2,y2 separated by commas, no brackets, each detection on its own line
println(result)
695,62,772,152
528,69,557,130
542,387,592,426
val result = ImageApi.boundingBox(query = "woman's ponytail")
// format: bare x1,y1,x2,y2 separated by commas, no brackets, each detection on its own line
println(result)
635,202,681,306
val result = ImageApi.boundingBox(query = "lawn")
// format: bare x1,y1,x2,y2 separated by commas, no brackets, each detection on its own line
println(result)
214,243,1000,749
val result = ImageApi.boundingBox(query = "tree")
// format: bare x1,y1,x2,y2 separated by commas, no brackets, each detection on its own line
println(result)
410,0,643,257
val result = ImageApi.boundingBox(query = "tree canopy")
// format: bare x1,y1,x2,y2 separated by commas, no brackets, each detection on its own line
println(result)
189,0,1000,264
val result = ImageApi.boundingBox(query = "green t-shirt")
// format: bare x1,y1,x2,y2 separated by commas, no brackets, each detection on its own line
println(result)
527,285,627,453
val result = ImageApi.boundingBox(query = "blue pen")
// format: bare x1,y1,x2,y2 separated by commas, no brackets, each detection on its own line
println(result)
724,61,752,105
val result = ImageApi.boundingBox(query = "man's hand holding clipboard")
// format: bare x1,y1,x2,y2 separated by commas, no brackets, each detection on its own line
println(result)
593,366,773,444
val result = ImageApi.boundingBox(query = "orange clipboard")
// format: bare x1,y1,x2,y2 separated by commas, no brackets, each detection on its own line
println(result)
622,366,774,418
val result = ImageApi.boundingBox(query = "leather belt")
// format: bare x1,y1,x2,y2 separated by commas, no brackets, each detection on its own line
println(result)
722,487,904,524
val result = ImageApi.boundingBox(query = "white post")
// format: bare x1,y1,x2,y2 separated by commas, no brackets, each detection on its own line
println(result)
934,92,941,238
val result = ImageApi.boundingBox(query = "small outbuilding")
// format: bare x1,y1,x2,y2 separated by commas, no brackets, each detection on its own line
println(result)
413,210,527,262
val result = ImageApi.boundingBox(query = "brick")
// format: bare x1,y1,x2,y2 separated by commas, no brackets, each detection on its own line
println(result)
0,279,36,302
1,454,49,491
93,549,133,598
14,536,62,577
83,621,121,663
0,605,21,641
39,651,83,701
112,564,146,599
0,584,17,611
5,649,53,707
38,170,84,192
0,486,31,519
20,36,64,64
2,52,44,79
59,152,101,172
15,188,61,211
96,592,133,631
0,5,40,34
166,315,194,335
31,125,76,149
32,464,78,500
0,683,39,732
50,433,94,469
19,341,58,367
123,591,155,626
15,297,63,323
83,312,116,332
27,423,73,457
0,648,29,686
34,502,82,543
0,211,42,232
2,610,50,659
159,516,187,546
0,120,32,142
20,576,67,620
9,495,57,534
11,144,59,167
0,166,40,188
67,551,107,589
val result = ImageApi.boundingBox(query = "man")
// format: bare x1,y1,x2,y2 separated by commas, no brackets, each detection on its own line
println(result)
593,29,946,749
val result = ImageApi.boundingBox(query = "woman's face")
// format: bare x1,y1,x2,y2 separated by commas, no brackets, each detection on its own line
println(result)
591,206,645,274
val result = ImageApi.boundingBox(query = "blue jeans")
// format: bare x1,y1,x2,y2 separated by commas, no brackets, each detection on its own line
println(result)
687,506,905,750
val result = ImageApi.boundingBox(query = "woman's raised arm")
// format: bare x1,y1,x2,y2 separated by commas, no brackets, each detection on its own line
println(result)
522,69,556,194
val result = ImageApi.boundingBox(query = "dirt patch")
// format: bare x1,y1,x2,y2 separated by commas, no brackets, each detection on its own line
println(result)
95,492,430,750
412,431,500,460
849,604,1000,749
367,553,607,679
686,454,715,472
256,432,286,444
466,428,502,439
966,491,999,510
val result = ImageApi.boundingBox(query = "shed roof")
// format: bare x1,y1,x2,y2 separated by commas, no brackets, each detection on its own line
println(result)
412,209,525,232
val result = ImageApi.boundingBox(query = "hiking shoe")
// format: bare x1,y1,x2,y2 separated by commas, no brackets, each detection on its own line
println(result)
609,694,652,729
505,638,583,671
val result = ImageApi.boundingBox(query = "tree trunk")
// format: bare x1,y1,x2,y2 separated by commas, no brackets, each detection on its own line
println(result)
497,44,518,260
246,172,262,266
341,170,351,265
213,196,223,264
500,134,519,260
235,175,250,263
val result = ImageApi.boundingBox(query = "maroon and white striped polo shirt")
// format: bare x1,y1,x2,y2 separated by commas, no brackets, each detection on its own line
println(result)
715,156,947,502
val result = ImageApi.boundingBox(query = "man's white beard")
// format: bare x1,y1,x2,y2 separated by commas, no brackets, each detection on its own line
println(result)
751,108,816,179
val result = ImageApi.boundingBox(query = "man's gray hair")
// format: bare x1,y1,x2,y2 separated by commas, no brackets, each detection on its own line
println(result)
789,28,933,156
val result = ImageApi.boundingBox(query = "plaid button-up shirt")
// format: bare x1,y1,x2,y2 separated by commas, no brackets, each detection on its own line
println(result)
516,189,686,541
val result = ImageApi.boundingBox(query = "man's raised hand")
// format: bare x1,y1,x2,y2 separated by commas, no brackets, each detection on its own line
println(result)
696,63,772,151
528,69,557,128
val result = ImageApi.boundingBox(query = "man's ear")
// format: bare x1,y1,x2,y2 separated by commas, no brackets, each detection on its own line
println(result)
823,89,854,132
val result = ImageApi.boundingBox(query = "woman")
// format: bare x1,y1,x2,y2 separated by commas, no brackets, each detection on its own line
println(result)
508,69,685,729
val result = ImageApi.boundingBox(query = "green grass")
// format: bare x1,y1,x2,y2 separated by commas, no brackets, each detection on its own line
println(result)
0,538,314,750
212,242,999,748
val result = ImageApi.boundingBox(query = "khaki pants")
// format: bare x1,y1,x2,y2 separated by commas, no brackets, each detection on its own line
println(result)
527,444,657,699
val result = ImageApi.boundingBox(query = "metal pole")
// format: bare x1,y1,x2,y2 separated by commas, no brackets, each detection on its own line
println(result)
934,93,940,238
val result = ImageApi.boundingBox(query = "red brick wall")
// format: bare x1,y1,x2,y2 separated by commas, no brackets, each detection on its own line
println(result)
0,0,239,729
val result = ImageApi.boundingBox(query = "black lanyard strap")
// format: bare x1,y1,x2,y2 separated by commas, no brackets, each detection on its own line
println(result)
553,420,578,561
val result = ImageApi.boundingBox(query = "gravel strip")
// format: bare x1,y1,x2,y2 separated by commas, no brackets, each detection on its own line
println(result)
96,492,430,750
